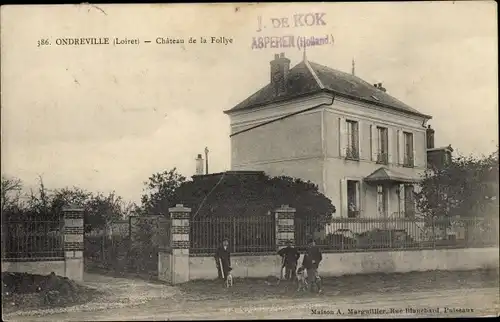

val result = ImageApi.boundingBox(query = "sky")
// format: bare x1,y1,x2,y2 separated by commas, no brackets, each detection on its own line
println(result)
1,2,498,203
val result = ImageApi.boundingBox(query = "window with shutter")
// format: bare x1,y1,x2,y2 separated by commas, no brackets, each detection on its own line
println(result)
403,132,414,167
347,180,360,218
346,120,359,160
376,127,388,164
376,185,387,218
404,184,416,217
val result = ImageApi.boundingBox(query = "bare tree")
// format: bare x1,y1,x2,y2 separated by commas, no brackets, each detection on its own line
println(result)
1,175,23,214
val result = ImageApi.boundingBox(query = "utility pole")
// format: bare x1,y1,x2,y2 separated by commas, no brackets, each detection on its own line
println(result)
204,147,209,174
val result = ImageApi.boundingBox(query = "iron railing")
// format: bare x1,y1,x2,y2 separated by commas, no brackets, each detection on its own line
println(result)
190,216,276,255
295,216,498,252
84,234,159,275
1,219,64,260
403,155,414,167
377,152,388,165
346,146,360,160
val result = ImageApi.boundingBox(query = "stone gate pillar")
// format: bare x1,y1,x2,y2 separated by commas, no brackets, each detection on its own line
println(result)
62,204,84,281
275,204,296,249
275,205,296,275
158,204,191,285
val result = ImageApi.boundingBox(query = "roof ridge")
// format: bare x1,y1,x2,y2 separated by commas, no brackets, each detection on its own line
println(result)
304,60,325,89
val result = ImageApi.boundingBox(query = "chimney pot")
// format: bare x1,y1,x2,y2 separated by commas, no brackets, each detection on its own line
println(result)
274,54,279,59
195,154,204,175
426,125,435,149
280,53,285,58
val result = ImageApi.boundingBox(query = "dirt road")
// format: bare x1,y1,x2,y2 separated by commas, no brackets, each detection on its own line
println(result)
6,287,499,320
4,270,499,320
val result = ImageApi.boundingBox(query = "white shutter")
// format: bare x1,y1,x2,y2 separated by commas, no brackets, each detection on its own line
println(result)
386,185,393,218
387,128,393,164
399,184,405,217
355,181,361,213
398,130,404,165
358,121,363,160
412,133,418,167
339,118,347,158
340,178,348,218
371,125,378,161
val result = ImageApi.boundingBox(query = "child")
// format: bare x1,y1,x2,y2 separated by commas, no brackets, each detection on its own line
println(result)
278,240,300,281
301,238,323,293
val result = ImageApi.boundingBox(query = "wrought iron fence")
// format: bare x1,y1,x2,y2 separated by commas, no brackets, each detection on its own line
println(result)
190,215,276,255
295,216,499,252
84,216,171,276
1,219,64,260
84,234,158,275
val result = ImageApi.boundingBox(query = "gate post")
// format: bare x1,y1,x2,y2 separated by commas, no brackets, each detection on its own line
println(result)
158,204,191,284
275,205,296,274
62,204,84,282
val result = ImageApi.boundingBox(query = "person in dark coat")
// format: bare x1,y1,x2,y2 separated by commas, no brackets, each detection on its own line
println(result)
278,240,300,281
301,238,323,293
214,237,232,282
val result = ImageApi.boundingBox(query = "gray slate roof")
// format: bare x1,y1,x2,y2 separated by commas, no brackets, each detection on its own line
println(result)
225,60,430,119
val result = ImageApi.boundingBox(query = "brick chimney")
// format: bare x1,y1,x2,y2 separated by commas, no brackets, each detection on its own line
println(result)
426,125,435,149
270,52,290,96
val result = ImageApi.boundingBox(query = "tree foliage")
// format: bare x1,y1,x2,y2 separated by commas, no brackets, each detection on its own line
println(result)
171,173,336,222
1,175,135,232
140,168,186,215
416,149,499,219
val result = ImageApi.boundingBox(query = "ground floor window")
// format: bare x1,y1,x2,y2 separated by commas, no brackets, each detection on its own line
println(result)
347,180,360,218
404,184,416,217
377,185,387,217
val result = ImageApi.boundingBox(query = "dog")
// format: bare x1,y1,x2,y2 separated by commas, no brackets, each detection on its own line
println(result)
225,268,233,288
296,267,308,292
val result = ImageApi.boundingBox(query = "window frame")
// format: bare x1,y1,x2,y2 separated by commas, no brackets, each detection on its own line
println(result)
376,184,388,217
347,180,361,218
403,184,416,218
346,120,360,161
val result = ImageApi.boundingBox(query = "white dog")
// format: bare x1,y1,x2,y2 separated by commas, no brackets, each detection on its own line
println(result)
225,269,233,288
296,267,308,292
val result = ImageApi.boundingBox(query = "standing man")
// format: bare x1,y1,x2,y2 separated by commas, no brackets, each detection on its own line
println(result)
301,238,323,293
214,237,232,284
278,240,300,281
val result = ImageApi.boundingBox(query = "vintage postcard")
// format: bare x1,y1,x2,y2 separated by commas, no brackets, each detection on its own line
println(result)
1,2,498,320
